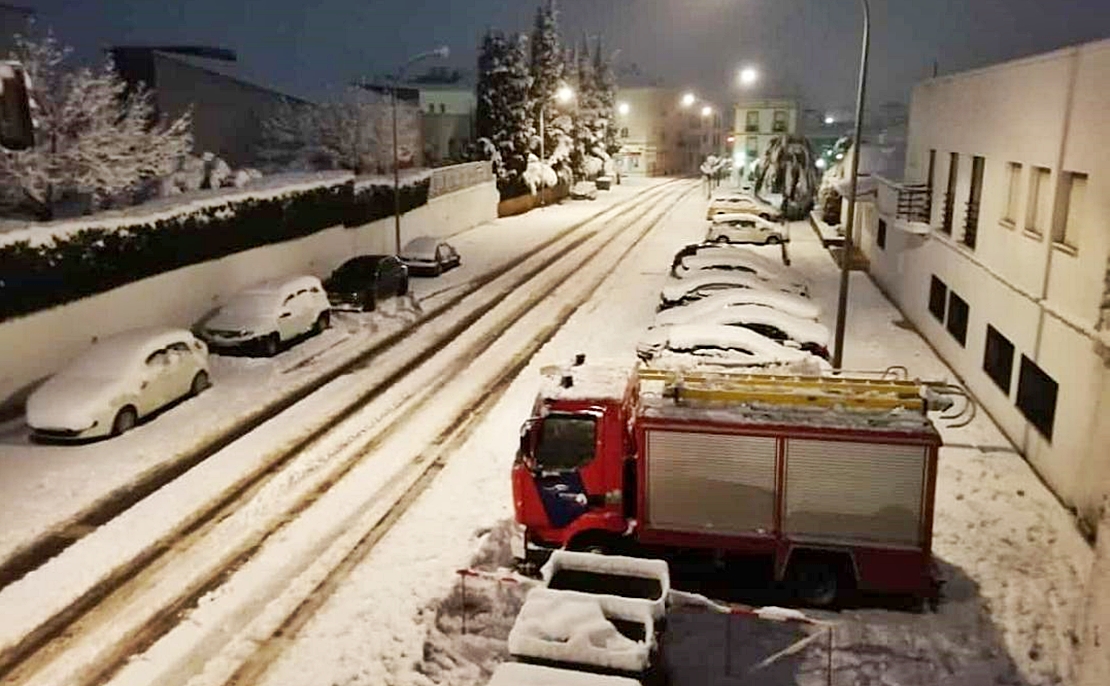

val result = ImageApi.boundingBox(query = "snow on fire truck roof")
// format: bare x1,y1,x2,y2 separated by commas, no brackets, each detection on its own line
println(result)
538,360,635,403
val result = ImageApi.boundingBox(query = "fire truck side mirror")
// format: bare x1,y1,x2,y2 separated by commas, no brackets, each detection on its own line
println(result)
0,63,35,151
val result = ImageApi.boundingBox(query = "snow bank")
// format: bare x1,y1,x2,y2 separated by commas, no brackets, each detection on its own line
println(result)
487,662,642,686
539,551,670,620
507,588,653,673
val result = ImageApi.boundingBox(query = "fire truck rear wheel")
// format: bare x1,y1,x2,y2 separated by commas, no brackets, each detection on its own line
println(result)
787,554,849,607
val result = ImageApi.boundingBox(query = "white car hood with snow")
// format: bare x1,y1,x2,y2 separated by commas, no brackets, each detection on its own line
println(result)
637,323,811,364
656,289,821,322
26,374,128,430
660,272,809,303
675,253,802,284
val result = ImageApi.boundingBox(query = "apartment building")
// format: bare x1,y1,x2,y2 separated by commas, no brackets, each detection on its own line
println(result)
855,39,1110,535
731,99,798,169
614,86,725,177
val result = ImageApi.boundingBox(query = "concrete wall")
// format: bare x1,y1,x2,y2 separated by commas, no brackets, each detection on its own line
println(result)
856,39,1110,531
0,180,498,412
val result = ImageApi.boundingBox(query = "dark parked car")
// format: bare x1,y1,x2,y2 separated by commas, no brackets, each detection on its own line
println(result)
399,236,461,276
323,255,409,311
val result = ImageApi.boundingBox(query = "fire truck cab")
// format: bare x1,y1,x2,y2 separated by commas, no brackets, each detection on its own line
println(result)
513,357,950,605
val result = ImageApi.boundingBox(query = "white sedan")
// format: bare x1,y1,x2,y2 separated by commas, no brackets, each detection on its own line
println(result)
706,195,781,221
649,304,831,360
654,289,821,324
706,213,788,245
26,328,211,441
198,275,331,356
636,324,826,374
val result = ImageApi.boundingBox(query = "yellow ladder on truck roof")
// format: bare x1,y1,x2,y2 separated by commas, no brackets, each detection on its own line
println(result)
637,368,932,413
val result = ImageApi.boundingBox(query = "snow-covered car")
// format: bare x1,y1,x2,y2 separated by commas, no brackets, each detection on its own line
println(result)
595,175,612,190
26,327,210,440
672,251,801,285
636,324,824,373
706,195,781,221
649,304,831,360
570,181,599,200
654,288,821,324
198,275,331,356
399,236,461,276
324,255,409,311
659,273,809,310
669,240,784,274
706,213,788,245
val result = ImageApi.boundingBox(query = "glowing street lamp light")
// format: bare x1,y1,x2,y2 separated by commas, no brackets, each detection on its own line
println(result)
738,66,759,86
618,101,630,116
700,105,713,117
824,115,835,125
681,92,696,107
815,158,827,169
555,85,574,104
539,84,575,208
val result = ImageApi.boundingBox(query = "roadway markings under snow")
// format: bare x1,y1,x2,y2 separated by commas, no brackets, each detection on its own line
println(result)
0,180,697,686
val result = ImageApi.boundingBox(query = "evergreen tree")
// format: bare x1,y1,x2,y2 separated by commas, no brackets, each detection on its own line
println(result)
475,30,534,197
593,38,620,157
529,0,571,179
569,37,604,180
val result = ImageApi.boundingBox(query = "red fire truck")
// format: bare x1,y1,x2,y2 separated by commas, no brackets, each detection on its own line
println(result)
512,358,958,605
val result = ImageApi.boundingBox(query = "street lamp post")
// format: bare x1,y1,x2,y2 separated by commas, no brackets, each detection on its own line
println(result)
831,0,870,370
388,46,449,254
539,85,574,208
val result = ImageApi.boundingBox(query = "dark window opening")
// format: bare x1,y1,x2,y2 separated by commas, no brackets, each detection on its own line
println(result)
963,155,984,248
877,218,887,249
534,415,598,471
946,291,969,346
1016,356,1058,441
983,325,1015,393
928,276,947,322
942,152,959,235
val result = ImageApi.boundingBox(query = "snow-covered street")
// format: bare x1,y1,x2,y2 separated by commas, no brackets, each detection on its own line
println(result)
0,181,1095,686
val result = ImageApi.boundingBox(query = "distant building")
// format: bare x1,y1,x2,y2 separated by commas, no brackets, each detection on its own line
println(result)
614,86,725,177
731,99,798,171
109,46,313,168
851,38,1110,535
0,3,33,57
413,83,475,167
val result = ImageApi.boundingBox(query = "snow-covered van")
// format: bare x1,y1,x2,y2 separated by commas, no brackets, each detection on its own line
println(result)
512,360,954,605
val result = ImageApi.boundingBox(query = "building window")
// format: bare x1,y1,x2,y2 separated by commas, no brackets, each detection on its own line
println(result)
427,103,434,113
983,325,1015,393
877,218,887,249
746,136,758,157
928,275,947,322
946,291,969,346
439,103,446,114
1052,171,1087,250
1002,162,1022,226
745,110,759,132
620,127,629,138
942,153,958,235
1025,166,1051,235
1016,356,1058,441
962,155,984,249
772,110,788,132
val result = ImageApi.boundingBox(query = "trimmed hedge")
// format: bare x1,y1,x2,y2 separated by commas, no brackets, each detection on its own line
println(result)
0,176,431,322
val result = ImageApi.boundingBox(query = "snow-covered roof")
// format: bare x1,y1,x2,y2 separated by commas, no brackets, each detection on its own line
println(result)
709,212,775,226
240,274,321,297
676,254,800,285
538,360,634,404
650,305,830,346
654,289,821,323
399,236,441,260
59,327,195,378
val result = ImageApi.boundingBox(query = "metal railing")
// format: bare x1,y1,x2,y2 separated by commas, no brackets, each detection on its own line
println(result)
428,160,494,199
941,191,955,235
896,184,931,223
962,200,980,248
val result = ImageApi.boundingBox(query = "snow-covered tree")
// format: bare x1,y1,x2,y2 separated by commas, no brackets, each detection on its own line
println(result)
754,134,819,220
256,89,390,174
0,31,192,219
592,38,620,157
567,38,605,181
475,30,534,197
529,0,572,181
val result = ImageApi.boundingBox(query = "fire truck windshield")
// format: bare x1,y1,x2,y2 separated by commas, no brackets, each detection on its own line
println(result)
533,414,597,471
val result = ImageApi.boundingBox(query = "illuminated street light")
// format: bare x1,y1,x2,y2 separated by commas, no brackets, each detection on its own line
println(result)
555,85,574,103
681,92,696,107
540,84,575,208
618,101,630,116
824,115,835,125
700,105,713,117
738,66,758,86
816,158,827,169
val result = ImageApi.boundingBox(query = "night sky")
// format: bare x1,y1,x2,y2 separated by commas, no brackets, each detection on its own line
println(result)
14,0,1110,111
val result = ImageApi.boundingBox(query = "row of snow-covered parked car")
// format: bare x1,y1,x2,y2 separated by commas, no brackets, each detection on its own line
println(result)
25,237,462,442
634,191,831,371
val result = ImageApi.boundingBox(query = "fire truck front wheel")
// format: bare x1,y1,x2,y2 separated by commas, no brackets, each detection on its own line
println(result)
785,552,853,607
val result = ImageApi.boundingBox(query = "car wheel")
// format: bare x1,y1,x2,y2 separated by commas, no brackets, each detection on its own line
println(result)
314,311,330,334
190,370,210,396
766,235,781,245
362,292,376,312
112,406,138,436
397,277,409,297
434,262,443,277
714,235,730,243
262,333,280,357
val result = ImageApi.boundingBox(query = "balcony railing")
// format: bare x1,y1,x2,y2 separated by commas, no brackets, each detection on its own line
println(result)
963,200,980,249
896,183,931,223
941,191,955,235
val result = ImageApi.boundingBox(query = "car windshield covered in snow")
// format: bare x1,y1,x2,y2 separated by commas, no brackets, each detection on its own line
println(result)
534,414,597,470
60,337,149,380
220,292,280,318
400,237,438,260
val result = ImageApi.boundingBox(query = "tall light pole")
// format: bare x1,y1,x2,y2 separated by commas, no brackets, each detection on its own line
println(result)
389,46,449,253
539,84,574,208
832,0,870,370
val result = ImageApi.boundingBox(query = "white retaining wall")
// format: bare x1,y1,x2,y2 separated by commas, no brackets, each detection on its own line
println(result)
0,181,498,410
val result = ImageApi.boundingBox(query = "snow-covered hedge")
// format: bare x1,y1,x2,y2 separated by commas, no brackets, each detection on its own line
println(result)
0,172,431,322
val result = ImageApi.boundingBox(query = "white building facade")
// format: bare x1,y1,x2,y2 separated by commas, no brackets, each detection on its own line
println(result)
855,39,1110,535
731,99,798,170
614,87,725,177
